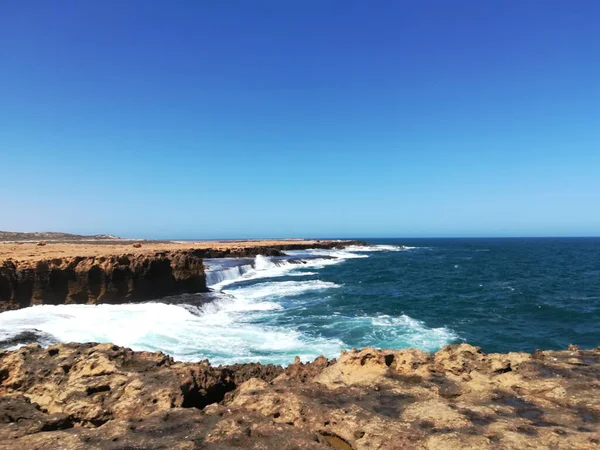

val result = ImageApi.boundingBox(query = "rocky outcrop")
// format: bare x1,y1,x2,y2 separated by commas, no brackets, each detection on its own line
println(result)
0,240,366,311
0,251,207,311
0,343,598,449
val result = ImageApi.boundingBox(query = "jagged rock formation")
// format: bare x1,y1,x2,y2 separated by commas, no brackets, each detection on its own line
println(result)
0,251,207,311
0,343,598,449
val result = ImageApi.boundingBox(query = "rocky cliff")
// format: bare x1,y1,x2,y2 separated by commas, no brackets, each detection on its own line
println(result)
0,343,598,449
0,240,366,311
0,251,207,312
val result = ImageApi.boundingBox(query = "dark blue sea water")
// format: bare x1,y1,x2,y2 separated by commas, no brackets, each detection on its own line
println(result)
327,238,600,353
1,238,599,365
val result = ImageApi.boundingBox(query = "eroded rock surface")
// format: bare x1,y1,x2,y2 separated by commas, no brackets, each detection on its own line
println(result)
0,251,208,311
1,343,598,449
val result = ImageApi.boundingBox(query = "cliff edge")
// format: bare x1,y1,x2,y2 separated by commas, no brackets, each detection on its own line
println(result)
0,239,365,311
0,250,207,312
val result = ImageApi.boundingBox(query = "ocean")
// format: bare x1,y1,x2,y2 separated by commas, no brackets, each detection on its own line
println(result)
1,238,599,365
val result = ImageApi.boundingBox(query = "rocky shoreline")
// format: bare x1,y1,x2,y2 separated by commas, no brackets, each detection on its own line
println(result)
3,237,598,448
0,239,364,312
0,342,598,449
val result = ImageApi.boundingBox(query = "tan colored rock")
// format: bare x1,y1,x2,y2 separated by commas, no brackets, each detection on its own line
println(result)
0,251,208,311
401,399,472,428
1,343,600,449
392,347,431,374
0,239,366,311
314,347,396,387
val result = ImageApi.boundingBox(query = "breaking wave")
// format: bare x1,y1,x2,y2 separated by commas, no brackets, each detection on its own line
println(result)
0,302,344,365
206,251,359,290
223,280,340,301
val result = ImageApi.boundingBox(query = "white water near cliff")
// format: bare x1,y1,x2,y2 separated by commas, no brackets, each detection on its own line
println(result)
0,245,458,365
0,301,345,364
206,254,342,290
344,244,415,252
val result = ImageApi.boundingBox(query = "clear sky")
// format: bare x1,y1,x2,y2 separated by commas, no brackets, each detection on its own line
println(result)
1,1,599,239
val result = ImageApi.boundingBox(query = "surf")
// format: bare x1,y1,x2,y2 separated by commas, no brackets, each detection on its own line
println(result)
0,244,459,365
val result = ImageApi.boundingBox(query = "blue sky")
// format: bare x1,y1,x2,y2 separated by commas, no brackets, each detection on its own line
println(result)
1,1,599,238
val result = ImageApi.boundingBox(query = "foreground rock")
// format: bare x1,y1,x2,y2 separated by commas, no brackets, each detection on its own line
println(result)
0,343,598,449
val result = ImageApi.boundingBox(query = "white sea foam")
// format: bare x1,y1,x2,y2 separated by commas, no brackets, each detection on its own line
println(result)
207,252,359,290
223,280,340,301
205,263,254,287
303,248,369,259
344,245,415,252
369,315,457,351
0,302,345,365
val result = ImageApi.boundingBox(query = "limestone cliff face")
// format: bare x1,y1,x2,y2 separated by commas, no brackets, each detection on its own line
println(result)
0,251,207,311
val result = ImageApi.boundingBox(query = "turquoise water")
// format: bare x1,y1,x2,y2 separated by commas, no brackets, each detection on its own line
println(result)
1,238,599,365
